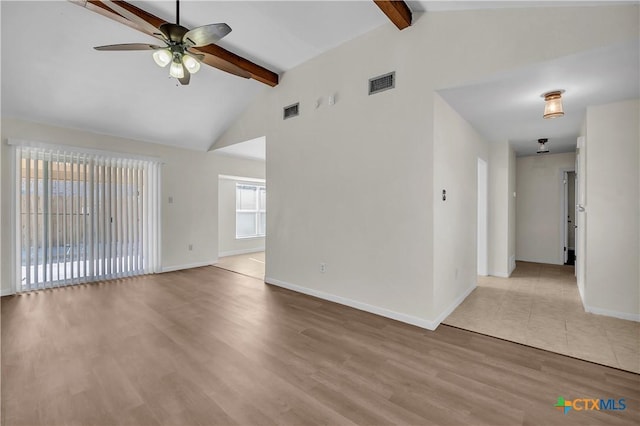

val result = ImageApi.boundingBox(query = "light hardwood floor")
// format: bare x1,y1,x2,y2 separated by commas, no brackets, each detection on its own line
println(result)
215,251,265,280
444,261,640,373
2,266,639,425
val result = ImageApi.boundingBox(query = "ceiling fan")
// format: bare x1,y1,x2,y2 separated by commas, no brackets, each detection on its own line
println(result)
93,0,250,85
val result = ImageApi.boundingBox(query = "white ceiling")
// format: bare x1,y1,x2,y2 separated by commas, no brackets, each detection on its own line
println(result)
438,39,640,156
214,135,265,161
2,1,638,157
1,1,388,152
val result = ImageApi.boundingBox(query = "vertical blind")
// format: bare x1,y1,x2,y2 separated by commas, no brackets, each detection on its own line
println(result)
15,146,161,292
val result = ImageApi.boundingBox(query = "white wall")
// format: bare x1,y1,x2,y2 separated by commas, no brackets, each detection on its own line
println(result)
0,118,232,293
584,99,639,319
216,160,266,257
516,152,576,265
215,5,639,328
433,93,489,320
489,140,515,277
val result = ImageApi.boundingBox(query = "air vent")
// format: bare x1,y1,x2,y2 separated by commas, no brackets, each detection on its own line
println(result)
369,72,395,95
283,103,299,120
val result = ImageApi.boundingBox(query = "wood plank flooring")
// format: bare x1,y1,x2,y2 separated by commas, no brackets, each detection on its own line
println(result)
2,266,639,425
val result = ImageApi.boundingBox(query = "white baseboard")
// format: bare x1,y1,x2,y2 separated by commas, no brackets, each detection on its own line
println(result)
219,247,265,258
509,255,516,275
576,282,586,306
515,257,563,266
265,277,438,330
161,260,217,273
432,284,476,328
490,271,510,278
1,288,15,297
584,305,640,322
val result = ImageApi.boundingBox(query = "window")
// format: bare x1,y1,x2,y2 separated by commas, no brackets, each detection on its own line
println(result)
236,183,266,238
14,144,161,292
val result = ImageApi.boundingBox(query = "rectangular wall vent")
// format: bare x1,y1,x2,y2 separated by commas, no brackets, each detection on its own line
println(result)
283,103,299,120
369,72,395,95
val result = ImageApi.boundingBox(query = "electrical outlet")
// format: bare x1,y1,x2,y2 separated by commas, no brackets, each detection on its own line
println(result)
188,244,193,251
320,263,326,273
168,196,174,204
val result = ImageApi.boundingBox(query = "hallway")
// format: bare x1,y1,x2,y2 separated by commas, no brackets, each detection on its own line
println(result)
444,262,640,373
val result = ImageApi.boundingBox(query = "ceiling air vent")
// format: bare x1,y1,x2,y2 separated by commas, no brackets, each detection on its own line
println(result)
283,103,299,120
369,72,395,95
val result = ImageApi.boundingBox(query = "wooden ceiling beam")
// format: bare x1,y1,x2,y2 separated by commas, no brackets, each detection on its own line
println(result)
71,0,279,86
373,0,412,30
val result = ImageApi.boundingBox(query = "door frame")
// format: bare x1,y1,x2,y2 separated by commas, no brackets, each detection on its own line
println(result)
477,158,488,276
560,167,575,265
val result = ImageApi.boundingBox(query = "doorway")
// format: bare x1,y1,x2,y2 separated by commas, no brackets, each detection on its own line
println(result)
563,171,576,266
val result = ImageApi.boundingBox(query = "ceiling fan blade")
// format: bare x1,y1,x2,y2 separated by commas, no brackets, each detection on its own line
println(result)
200,52,251,79
94,43,162,51
184,50,205,62
159,23,189,43
102,0,166,39
183,23,232,47
178,67,191,85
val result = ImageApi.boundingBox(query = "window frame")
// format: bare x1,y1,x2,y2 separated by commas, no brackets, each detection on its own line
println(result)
235,183,266,239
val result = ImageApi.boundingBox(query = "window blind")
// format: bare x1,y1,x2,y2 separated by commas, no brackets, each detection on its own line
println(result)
15,146,161,292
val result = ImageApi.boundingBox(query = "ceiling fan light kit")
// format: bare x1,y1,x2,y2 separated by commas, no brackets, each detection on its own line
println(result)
541,90,565,119
182,54,200,73
93,0,235,85
152,49,172,67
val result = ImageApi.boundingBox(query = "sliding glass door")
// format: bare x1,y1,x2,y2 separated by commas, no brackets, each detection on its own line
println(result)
16,146,160,292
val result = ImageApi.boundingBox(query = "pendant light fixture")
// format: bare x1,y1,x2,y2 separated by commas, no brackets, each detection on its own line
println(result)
537,138,550,154
541,90,565,119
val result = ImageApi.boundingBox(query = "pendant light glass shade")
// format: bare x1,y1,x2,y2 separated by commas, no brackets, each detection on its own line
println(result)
169,60,184,79
182,54,201,74
542,90,565,119
152,49,172,67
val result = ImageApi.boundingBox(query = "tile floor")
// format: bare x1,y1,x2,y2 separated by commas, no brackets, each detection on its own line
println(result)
214,251,265,280
444,261,640,373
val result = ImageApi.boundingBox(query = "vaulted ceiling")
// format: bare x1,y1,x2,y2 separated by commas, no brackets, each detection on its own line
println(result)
2,1,637,155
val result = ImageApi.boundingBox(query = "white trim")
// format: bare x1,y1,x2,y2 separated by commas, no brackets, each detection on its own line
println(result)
219,247,265,258
161,260,217,273
432,283,476,327
477,158,488,276
577,280,586,306
513,257,564,266
7,138,162,164
509,255,516,275
1,288,16,297
11,145,20,295
560,167,575,265
265,277,438,330
219,174,265,184
584,305,640,322
490,272,510,278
